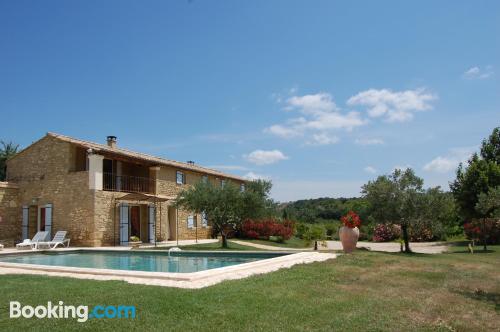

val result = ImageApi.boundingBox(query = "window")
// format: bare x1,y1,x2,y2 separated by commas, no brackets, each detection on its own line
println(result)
221,179,226,188
201,212,208,227
187,215,197,229
201,175,208,184
240,183,246,192
176,171,185,185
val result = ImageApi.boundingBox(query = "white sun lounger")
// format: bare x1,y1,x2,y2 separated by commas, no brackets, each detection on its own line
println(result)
36,231,71,249
16,231,50,250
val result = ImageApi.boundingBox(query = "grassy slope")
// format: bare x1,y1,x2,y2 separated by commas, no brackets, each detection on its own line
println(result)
0,245,498,331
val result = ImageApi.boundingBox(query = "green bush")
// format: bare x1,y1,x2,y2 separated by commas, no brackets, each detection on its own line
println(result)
302,225,326,245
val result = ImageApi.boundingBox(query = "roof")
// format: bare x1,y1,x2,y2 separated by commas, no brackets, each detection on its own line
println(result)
46,132,247,181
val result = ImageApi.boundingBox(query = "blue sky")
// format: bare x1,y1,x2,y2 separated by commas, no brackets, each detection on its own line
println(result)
1,1,499,201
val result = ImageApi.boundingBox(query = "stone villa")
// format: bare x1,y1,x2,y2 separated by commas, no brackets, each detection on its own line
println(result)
0,133,246,247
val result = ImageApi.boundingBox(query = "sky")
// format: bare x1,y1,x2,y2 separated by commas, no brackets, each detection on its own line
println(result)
1,0,499,202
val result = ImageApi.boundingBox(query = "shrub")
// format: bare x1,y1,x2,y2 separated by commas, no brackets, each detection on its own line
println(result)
464,219,500,244
241,219,295,241
130,236,140,242
324,222,339,239
302,224,326,244
295,223,310,239
409,227,435,242
372,224,401,242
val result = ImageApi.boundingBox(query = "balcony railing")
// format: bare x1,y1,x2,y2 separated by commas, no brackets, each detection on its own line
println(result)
103,173,154,194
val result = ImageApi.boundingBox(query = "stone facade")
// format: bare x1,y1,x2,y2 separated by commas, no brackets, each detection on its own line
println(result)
0,182,20,247
3,134,245,247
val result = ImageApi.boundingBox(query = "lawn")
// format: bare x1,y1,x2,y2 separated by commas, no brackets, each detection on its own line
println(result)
235,237,311,249
0,244,498,331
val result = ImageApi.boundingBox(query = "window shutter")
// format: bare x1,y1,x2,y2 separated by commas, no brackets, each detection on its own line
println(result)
45,204,53,238
202,212,208,227
148,205,155,244
119,203,129,246
22,206,29,239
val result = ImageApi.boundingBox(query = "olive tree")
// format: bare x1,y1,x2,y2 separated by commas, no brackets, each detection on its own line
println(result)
362,168,424,253
174,179,274,248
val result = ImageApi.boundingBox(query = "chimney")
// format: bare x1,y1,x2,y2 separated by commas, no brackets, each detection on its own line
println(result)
106,136,117,148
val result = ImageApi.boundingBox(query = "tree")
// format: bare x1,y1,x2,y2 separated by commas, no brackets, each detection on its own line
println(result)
0,141,19,181
476,186,500,218
174,180,274,248
451,127,500,220
473,186,500,250
362,168,424,253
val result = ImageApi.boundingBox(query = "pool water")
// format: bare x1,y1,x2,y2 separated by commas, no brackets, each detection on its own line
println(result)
0,251,285,273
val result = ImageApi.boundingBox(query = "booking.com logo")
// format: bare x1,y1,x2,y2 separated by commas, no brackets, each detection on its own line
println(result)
9,301,136,322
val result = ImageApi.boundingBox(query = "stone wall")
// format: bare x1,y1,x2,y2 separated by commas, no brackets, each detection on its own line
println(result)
6,136,96,246
0,182,20,247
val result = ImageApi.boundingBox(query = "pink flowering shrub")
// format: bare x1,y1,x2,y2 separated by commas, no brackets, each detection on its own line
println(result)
372,224,401,242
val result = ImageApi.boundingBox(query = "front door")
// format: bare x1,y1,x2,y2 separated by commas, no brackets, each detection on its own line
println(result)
39,207,46,231
130,206,140,238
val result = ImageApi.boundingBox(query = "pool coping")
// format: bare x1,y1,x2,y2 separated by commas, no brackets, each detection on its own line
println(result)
0,248,336,288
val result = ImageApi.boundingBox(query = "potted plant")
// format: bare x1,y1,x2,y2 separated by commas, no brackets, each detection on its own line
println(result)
339,211,361,253
129,236,142,249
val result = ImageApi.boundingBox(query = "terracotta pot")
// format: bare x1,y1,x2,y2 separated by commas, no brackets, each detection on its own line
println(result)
339,226,359,253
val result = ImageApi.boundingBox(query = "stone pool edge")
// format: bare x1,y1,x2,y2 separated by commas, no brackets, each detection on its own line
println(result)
0,250,337,288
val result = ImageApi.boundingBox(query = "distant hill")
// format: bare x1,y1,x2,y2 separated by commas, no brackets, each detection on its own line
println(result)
278,197,370,224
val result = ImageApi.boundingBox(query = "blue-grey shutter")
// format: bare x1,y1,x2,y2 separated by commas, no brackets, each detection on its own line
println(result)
45,204,53,237
202,212,208,227
119,203,129,246
148,205,155,244
22,206,29,239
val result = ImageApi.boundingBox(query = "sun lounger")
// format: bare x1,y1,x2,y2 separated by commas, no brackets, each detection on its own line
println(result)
36,231,70,249
16,231,50,250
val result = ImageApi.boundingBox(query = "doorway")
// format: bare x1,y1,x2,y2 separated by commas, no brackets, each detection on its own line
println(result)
130,206,140,238
38,206,46,232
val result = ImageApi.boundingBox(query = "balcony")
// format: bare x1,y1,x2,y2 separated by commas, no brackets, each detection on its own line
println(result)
103,172,154,194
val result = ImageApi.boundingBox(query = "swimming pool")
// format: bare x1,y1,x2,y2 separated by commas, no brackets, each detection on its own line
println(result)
0,250,288,273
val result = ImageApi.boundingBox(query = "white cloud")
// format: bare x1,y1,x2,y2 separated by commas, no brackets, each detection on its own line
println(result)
243,172,270,181
463,66,493,79
305,133,339,146
265,124,301,138
347,88,437,123
286,93,339,114
265,92,366,143
423,157,458,173
423,147,476,173
355,138,384,145
244,149,289,165
364,166,377,174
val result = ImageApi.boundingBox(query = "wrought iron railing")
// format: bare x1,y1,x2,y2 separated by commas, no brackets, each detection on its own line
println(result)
103,173,154,194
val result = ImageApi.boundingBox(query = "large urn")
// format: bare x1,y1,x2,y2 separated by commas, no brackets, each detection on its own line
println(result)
339,226,359,253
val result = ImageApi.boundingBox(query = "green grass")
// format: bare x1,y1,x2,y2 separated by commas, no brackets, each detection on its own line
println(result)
0,244,499,331
235,237,311,249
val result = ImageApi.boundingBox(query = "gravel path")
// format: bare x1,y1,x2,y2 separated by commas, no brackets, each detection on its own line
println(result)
229,239,450,254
